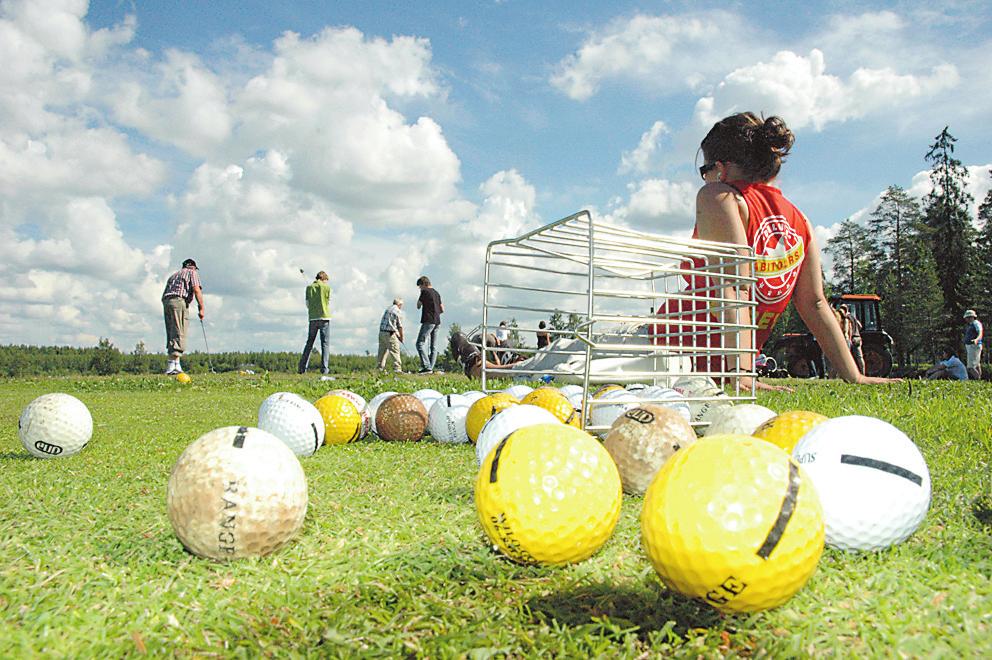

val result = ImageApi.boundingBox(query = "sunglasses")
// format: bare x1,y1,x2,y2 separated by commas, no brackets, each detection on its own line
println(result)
699,162,717,179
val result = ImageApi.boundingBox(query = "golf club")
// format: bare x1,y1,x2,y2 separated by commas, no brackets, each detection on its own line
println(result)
200,318,215,373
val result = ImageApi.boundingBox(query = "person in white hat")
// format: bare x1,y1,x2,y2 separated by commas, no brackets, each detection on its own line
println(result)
963,309,983,379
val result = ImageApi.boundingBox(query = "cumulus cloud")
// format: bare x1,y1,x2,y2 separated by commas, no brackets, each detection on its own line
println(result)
692,49,959,132
551,11,763,100
618,121,669,175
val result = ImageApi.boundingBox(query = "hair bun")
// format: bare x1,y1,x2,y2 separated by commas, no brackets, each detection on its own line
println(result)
761,116,794,155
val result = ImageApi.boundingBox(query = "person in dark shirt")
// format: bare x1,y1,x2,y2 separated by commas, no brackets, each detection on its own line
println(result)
415,275,444,374
536,320,551,349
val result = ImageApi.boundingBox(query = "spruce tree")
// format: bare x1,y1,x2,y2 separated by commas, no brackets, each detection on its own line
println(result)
973,171,992,328
923,127,975,344
825,219,873,292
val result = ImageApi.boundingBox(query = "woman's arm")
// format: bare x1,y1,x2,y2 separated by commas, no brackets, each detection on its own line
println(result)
792,224,900,384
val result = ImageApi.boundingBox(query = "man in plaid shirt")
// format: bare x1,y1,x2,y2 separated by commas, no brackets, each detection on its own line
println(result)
377,298,405,373
161,258,205,375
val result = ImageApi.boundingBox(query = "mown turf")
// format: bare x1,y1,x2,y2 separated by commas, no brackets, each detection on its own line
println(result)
1,373,990,657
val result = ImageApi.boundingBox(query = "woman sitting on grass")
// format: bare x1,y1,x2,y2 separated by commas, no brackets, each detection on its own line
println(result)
692,111,900,389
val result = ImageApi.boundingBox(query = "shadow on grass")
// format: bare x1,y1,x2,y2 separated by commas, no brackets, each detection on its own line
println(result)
0,451,35,460
526,577,722,639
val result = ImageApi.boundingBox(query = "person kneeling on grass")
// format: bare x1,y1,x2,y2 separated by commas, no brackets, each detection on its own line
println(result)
449,332,525,378
925,347,968,381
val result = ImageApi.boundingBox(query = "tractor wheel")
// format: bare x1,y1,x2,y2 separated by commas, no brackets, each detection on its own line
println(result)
786,353,815,378
863,345,893,377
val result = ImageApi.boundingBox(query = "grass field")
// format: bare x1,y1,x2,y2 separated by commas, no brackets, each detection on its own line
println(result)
1,372,991,657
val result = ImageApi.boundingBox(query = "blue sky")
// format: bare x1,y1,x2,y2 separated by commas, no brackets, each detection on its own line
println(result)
1,0,989,356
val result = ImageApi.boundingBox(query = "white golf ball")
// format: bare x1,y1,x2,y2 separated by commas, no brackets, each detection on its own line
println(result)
367,391,397,434
428,394,472,444
793,415,931,551
475,404,560,466
637,386,691,424
257,392,324,457
167,426,308,560
461,390,487,405
558,384,585,398
681,385,733,429
19,393,93,458
624,383,648,393
503,384,534,400
673,375,720,396
703,403,776,437
412,388,444,411
589,389,640,435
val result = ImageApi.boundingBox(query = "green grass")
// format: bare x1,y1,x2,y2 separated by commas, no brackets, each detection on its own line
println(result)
1,372,990,657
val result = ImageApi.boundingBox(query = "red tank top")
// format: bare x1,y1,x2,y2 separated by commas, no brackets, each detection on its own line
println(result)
653,181,810,366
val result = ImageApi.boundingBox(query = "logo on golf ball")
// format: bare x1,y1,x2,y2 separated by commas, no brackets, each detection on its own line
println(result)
753,215,804,304
33,441,63,455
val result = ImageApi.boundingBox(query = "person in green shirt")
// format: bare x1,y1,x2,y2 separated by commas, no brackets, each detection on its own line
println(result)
298,271,331,374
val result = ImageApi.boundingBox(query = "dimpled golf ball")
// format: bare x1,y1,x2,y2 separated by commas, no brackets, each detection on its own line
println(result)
18,393,93,458
176,372,192,385
557,384,584,399
754,411,828,453
642,435,824,613
367,391,397,435
604,404,696,496
476,424,622,565
589,389,640,434
673,375,719,395
503,384,533,400
792,416,931,551
638,386,692,424
685,385,733,430
461,390,487,405
325,389,371,438
257,392,324,457
167,426,308,560
475,404,560,466
314,394,363,445
521,387,581,427
704,403,776,437
465,393,519,443
376,394,428,442
428,394,472,444
593,383,625,398
412,388,444,411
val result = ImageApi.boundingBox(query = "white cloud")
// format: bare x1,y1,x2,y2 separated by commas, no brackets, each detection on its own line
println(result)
618,120,668,175
693,49,959,132
551,11,763,101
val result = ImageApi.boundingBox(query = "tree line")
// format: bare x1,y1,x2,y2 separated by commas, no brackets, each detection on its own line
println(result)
771,127,990,369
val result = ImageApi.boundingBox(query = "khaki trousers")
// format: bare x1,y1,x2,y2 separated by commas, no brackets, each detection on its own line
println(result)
163,296,188,359
377,331,402,371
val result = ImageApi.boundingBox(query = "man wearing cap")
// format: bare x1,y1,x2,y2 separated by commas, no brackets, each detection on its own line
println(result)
963,309,983,379
161,259,204,375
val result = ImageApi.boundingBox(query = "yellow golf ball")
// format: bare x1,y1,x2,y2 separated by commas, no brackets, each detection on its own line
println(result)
176,373,192,385
313,395,362,445
641,435,824,613
465,393,519,443
754,410,829,453
476,424,622,566
521,387,581,427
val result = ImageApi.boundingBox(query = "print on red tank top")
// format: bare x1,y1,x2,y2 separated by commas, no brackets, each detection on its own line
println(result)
652,182,809,371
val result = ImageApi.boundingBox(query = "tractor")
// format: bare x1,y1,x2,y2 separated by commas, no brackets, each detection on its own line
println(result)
767,294,894,378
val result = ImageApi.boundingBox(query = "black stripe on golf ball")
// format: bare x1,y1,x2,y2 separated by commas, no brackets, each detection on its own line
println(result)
488,436,510,484
757,461,800,559
233,427,248,448
840,454,923,486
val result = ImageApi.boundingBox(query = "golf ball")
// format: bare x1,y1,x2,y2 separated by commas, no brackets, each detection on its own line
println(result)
603,404,696,496
503,384,533,400
167,426,308,560
257,392,324,457
520,387,581,427
792,416,931,551
428,394,472,444
641,435,824,612
588,389,640,434
754,411,828,453
367,391,397,434
637,386,692,424
465,393,519,443
18,393,93,458
475,404,560,466
314,394,363,445
376,394,428,442
412,388,444,411
325,389,371,439
476,424,622,565
704,403,776,437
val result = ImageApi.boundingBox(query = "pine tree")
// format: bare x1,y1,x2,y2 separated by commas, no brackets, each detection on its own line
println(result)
923,127,975,344
867,186,944,367
825,219,873,292
548,310,566,331
973,171,992,329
